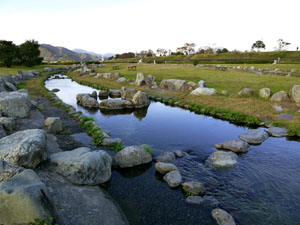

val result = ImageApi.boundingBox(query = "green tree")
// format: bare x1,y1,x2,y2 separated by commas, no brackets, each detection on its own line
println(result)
276,39,291,51
251,40,265,51
0,40,18,67
19,40,43,67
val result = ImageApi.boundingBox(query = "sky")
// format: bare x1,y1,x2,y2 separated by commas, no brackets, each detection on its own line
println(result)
0,0,299,54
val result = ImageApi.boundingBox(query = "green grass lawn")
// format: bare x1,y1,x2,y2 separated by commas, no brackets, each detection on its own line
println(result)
0,65,63,75
96,63,300,94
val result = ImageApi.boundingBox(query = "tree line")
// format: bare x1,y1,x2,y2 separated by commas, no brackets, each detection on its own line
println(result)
0,39,43,67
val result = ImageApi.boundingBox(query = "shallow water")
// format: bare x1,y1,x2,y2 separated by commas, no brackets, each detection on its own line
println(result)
45,76,300,225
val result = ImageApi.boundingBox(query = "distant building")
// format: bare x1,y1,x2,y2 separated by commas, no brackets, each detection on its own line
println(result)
101,55,104,62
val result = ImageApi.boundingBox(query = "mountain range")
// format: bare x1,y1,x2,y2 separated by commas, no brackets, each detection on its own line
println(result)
39,44,114,62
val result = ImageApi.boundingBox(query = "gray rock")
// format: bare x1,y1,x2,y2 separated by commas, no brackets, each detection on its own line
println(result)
238,88,254,96
0,117,15,133
215,140,250,153
0,125,6,138
259,88,271,99
145,75,158,88
159,79,197,91
121,87,137,100
173,150,185,157
221,90,229,95
156,151,176,163
100,99,133,110
190,87,217,96
0,89,31,118
98,90,109,98
155,162,178,174
102,138,123,146
132,91,150,108
0,159,24,182
0,129,47,168
270,91,289,102
198,80,207,88
211,208,236,225
238,129,269,144
290,85,300,104
276,113,293,121
274,105,283,112
44,67,53,72
113,145,152,168
50,147,112,185
90,91,97,99
4,82,17,91
117,77,127,83
267,127,289,137
185,196,203,204
0,169,53,225
206,151,238,168
76,93,99,108
163,170,182,188
109,89,122,98
135,72,146,86
201,196,220,208
44,117,63,133
182,181,206,195
51,88,60,92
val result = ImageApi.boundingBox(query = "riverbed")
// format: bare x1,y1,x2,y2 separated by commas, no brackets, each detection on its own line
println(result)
45,76,300,225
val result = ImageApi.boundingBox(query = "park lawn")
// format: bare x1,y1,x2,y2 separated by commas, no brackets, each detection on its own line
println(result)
95,63,300,94
222,64,300,71
0,65,62,75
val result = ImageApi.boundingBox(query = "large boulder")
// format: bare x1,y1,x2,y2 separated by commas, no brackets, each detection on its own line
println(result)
132,91,150,108
4,82,17,91
259,88,271,99
98,90,109,98
50,147,112,185
238,88,254,96
290,85,300,104
76,93,99,108
0,129,47,168
113,145,152,168
182,181,206,196
121,87,137,100
163,170,182,188
215,140,250,153
190,87,217,96
155,162,178,174
135,72,146,86
206,151,238,168
211,208,236,225
109,89,122,98
0,169,53,225
198,80,207,88
145,75,158,88
100,99,133,110
44,117,63,134
238,129,269,144
159,79,197,91
0,89,31,118
0,159,24,182
270,91,289,102
267,127,289,137
0,117,15,133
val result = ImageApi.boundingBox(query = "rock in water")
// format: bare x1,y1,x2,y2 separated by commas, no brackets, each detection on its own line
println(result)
238,129,269,144
99,99,133,110
98,90,109,98
206,151,238,168
215,140,250,153
76,93,99,108
163,170,182,188
156,152,176,163
182,181,206,196
155,162,178,174
267,127,289,137
121,87,137,100
113,145,152,168
0,89,31,118
50,147,112,185
211,208,236,225
0,129,47,168
290,85,300,104
0,170,54,225
109,89,122,98
132,91,150,108
44,117,62,134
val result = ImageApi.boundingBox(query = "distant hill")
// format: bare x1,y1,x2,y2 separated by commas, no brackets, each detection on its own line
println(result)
73,48,102,58
40,44,100,62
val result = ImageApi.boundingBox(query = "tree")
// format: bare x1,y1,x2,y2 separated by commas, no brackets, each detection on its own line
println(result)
184,43,196,54
276,39,291,51
156,48,168,56
0,40,18,67
216,48,229,53
251,40,265,51
19,40,43,67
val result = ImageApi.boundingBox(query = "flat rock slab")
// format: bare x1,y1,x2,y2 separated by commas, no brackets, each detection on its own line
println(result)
238,129,269,144
267,127,289,137
0,129,47,168
211,208,236,225
155,162,178,174
51,147,112,185
100,99,133,110
276,114,294,121
206,151,238,168
186,196,219,208
163,170,182,188
182,181,206,196
156,151,176,163
215,140,250,153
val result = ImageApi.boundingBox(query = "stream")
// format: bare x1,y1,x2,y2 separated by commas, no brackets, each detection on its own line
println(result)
45,75,300,225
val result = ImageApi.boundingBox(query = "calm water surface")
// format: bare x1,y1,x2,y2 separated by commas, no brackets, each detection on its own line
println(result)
45,76,300,225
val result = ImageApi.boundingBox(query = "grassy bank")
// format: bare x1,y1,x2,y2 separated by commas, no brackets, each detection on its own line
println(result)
68,63,300,136
0,65,63,75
